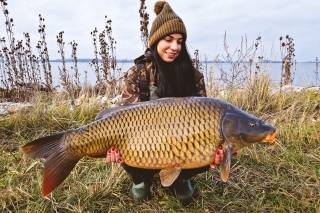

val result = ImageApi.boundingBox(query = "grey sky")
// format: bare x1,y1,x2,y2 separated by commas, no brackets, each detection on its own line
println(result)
1,0,319,62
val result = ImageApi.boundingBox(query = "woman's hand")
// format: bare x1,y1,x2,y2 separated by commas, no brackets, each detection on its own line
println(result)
210,145,224,169
106,146,123,163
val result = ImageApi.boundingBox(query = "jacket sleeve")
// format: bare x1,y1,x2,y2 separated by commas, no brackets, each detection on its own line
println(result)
121,65,140,105
194,69,207,97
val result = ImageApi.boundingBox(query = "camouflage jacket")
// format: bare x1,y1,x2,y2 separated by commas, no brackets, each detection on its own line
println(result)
122,49,207,105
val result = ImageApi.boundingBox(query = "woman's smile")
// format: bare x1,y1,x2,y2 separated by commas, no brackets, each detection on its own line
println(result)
157,34,183,62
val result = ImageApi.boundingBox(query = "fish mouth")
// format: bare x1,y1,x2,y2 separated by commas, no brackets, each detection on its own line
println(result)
261,130,277,144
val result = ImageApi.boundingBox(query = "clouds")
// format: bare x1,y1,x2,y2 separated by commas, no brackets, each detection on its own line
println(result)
1,0,319,61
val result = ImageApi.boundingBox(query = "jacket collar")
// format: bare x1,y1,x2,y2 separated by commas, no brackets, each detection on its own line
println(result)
134,48,154,64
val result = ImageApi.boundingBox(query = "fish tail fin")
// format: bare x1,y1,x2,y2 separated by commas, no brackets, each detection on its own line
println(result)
20,132,79,197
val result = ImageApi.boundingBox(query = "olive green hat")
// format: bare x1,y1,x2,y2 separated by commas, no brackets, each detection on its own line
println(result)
148,1,187,48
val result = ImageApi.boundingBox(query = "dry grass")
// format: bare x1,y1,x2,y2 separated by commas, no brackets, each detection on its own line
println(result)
1,85,319,213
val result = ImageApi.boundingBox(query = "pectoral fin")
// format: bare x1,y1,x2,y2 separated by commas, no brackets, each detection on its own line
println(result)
159,166,182,187
220,145,232,182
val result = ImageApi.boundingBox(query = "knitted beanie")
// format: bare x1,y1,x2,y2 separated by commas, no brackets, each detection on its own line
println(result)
148,1,187,48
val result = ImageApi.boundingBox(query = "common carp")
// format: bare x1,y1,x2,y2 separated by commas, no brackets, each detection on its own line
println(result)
21,97,277,197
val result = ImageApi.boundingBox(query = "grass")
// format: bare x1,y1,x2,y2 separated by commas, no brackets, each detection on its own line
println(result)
1,86,319,213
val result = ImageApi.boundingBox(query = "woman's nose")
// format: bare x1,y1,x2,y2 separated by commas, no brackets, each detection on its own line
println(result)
170,41,179,50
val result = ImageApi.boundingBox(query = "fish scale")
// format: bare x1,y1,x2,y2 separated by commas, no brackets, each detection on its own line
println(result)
64,98,223,169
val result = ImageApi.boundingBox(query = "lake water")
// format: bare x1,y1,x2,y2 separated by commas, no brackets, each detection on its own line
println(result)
49,61,319,87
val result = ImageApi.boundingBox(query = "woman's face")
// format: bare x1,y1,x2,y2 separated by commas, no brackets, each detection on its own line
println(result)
157,33,183,62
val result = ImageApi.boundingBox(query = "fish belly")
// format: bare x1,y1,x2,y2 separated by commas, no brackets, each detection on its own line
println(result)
64,98,226,169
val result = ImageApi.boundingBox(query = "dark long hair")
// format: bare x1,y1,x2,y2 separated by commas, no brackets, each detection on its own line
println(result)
152,42,196,98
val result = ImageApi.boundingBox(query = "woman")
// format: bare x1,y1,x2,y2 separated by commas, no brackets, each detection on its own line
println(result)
106,1,224,203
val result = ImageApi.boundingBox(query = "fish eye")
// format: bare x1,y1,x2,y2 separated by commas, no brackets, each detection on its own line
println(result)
249,121,257,127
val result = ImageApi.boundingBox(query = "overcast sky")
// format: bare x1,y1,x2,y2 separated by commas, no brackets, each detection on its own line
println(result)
1,0,319,62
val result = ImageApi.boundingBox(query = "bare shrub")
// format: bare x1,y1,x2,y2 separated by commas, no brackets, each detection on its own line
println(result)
0,1,53,101
192,49,203,71
69,40,81,93
139,0,149,51
90,17,122,98
214,32,262,91
36,14,52,92
1,0,18,91
280,35,296,87
90,27,101,90
24,32,42,91
56,31,82,105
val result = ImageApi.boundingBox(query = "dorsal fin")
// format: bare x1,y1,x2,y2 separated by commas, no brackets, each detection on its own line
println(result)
95,106,125,120
95,97,179,120
95,103,142,120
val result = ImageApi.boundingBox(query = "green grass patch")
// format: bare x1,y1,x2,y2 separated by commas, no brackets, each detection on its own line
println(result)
1,90,319,212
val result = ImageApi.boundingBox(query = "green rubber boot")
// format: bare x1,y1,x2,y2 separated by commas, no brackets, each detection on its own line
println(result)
173,179,194,204
132,181,153,201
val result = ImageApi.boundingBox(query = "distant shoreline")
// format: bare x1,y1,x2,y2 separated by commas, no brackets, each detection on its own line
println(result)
49,59,318,63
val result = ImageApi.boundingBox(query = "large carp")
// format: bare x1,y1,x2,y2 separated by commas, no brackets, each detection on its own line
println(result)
21,97,277,197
